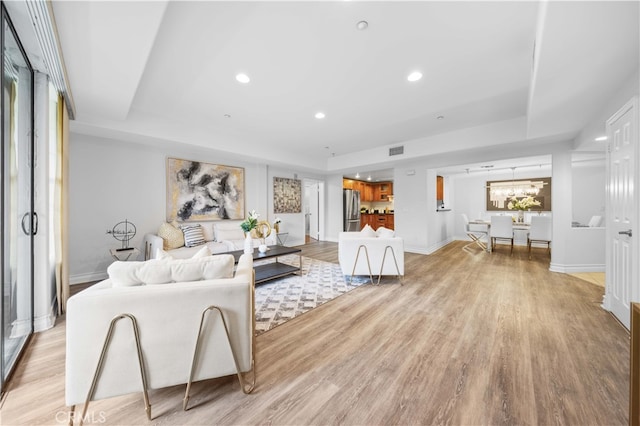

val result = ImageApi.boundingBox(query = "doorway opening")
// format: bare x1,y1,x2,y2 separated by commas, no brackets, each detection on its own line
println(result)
303,179,324,243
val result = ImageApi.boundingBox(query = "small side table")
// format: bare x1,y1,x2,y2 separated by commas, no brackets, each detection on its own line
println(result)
110,247,140,261
276,233,289,246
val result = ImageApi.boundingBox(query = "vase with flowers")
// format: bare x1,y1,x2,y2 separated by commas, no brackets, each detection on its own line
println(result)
273,217,282,233
240,210,260,253
507,196,541,222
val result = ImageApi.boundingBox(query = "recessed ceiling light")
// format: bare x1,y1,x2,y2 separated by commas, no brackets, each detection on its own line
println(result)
224,114,231,118
367,175,372,181
407,71,422,82
315,112,326,119
437,115,444,120
355,172,360,178
595,136,608,141
235,73,250,84
356,20,368,30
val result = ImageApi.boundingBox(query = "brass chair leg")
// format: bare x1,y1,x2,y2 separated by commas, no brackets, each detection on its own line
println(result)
378,246,403,285
184,305,256,411
350,245,374,284
80,314,151,426
463,233,489,252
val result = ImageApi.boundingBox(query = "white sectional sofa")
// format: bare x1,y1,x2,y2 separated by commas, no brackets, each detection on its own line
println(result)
338,225,404,284
144,220,277,260
66,253,256,417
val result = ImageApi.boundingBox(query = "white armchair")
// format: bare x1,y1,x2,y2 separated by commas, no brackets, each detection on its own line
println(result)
66,254,256,420
338,228,404,284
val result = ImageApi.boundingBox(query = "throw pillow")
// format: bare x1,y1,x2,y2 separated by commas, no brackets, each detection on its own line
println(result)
158,222,184,250
108,261,149,287
108,255,235,286
360,224,376,238
156,248,173,260
170,255,235,282
376,226,396,238
181,224,206,248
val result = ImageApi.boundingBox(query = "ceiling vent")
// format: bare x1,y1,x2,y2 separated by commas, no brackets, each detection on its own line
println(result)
389,146,404,156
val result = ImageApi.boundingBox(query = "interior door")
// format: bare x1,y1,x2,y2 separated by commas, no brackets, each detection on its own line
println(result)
304,179,320,241
605,96,638,329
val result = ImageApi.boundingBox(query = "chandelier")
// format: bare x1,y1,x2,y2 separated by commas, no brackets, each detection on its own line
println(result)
489,168,543,198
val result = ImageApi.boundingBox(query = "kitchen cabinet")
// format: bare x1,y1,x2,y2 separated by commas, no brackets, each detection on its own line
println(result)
344,179,393,202
372,214,386,229
386,214,394,229
362,183,373,201
343,179,375,201
373,182,393,201
360,214,372,229
437,176,444,201
360,214,394,230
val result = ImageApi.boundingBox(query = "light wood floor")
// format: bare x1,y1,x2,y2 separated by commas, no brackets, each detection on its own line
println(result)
569,272,606,288
0,241,629,425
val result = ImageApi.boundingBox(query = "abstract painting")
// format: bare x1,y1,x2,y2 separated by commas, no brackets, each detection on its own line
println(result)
166,158,245,221
273,177,301,213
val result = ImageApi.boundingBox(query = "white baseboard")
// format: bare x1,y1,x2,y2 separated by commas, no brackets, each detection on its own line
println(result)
70,271,108,285
404,245,430,255
427,237,454,254
549,263,605,273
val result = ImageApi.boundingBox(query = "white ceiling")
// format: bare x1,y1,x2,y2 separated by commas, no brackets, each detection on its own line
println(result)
50,1,639,177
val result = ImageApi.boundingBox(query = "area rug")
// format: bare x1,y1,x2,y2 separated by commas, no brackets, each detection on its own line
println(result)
254,255,369,335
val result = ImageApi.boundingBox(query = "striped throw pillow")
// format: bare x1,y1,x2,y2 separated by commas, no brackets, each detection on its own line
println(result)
180,224,206,248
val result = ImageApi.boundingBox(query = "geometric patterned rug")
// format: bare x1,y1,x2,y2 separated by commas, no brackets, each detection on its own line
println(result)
254,255,369,335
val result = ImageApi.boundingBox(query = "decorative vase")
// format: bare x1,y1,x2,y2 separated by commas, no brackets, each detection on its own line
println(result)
517,210,524,223
244,233,254,254
274,223,280,233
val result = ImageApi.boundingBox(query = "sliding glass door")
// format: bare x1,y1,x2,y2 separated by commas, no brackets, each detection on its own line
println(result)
1,5,34,392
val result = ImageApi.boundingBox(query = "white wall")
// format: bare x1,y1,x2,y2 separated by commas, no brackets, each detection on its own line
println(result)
393,165,430,253
68,134,318,283
324,174,343,242
572,162,606,226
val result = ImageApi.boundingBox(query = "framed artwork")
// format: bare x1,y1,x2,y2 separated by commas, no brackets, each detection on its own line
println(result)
273,177,302,213
166,158,245,221
486,177,551,211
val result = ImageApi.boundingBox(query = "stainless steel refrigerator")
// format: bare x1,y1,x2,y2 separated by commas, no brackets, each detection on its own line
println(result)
343,189,361,232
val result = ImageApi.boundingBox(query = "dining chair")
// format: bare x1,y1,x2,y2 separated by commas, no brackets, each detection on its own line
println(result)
527,216,552,259
490,216,514,254
461,214,489,252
